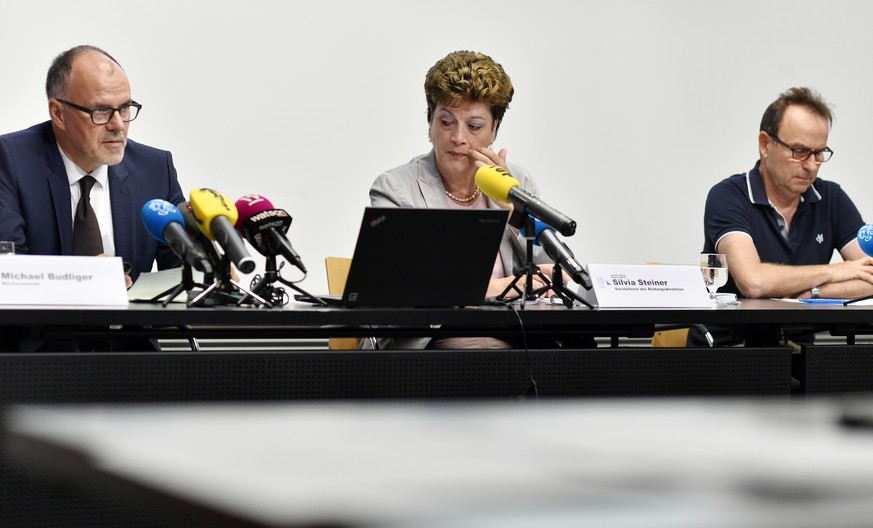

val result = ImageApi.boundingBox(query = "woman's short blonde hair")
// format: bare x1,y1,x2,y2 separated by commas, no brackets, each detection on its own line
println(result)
424,50,514,127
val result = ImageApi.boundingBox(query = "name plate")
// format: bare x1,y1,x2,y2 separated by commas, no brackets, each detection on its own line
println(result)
587,263,712,308
0,255,128,306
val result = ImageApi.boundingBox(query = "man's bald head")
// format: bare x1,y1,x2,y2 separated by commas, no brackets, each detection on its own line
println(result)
46,45,122,100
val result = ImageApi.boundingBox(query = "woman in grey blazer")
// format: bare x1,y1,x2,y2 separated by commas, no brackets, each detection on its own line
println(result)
368,50,552,350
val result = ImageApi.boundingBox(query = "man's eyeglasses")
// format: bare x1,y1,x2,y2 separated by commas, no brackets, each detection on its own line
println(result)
56,99,142,125
767,132,833,163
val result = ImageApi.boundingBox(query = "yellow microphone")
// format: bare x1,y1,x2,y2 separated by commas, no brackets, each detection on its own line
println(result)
474,165,577,236
474,165,519,202
189,188,255,273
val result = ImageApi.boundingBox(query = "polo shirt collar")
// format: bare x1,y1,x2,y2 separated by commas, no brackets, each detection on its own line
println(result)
745,159,822,206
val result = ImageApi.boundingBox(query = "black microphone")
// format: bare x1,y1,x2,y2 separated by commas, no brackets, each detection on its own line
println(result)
522,218,591,289
475,165,577,236
141,199,213,274
538,228,591,289
234,194,307,274
177,200,222,271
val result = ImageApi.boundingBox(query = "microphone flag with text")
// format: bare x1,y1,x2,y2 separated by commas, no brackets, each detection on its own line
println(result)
188,188,256,274
521,217,591,289
474,165,577,236
142,199,213,275
234,194,307,273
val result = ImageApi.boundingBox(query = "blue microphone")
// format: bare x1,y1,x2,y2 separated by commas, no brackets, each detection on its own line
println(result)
142,199,213,274
858,224,873,257
521,217,590,288
520,218,551,245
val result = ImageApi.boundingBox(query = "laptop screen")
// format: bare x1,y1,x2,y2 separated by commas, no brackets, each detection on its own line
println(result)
342,207,507,307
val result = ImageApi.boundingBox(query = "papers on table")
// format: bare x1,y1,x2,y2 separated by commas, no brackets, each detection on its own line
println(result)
128,268,205,303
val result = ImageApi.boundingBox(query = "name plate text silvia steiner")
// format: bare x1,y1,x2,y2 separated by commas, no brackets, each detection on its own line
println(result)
0,255,128,306
587,263,712,308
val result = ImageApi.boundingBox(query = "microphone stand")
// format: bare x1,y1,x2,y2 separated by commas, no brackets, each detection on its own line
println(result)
549,266,594,309
149,262,210,307
496,215,553,308
496,213,593,309
188,254,272,308
243,254,327,307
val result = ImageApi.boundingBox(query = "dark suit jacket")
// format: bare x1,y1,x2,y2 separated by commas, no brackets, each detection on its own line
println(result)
0,121,184,280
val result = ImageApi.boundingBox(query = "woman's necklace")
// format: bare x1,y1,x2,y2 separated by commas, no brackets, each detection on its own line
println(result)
445,186,481,203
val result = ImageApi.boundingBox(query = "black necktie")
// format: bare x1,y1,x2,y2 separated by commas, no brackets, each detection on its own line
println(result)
72,175,104,256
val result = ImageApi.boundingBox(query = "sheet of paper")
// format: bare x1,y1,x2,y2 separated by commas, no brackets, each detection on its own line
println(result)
128,268,204,303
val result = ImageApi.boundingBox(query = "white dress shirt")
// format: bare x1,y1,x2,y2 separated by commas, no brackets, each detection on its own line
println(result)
58,144,116,256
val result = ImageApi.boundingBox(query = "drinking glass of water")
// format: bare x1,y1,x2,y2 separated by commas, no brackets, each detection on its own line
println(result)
700,253,728,301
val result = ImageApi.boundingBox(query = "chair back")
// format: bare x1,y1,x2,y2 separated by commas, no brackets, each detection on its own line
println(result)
324,257,360,350
646,261,691,348
325,257,353,295
652,328,689,347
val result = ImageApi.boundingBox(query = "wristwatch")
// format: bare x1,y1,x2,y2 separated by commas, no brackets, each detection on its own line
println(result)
811,286,821,299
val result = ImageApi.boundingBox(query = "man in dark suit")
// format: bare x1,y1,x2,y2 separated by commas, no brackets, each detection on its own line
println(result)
0,45,184,282
0,45,185,351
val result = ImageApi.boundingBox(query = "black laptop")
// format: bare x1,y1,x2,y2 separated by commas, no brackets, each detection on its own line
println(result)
322,207,507,307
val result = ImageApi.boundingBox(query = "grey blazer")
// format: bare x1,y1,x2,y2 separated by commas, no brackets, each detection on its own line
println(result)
370,150,545,275
367,150,546,350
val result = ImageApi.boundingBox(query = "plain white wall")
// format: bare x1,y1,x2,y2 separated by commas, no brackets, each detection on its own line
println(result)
2,0,872,294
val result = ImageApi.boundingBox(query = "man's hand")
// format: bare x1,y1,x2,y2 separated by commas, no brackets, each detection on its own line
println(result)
825,257,873,285
719,233,873,298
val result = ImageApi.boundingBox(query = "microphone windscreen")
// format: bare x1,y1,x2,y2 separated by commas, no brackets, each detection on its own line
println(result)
858,224,873,257
475,165,520,202
234,194,275,231
142,199,184,243
189,188,238,240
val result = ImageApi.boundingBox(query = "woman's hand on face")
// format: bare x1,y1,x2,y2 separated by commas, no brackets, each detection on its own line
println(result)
470,147,508,170
469,147,512,210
